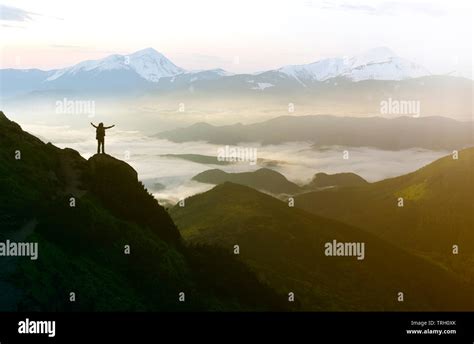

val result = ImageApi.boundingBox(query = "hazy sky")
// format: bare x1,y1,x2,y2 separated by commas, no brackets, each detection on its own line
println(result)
0,0,472,76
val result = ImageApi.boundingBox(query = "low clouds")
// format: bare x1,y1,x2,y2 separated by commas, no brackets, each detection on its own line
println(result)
0,4,36,22
21,122,448,204
0,4,63,25
319,1,445,17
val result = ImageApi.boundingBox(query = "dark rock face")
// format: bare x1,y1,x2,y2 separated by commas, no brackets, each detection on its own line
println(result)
87,154,181,244
89,154,138,183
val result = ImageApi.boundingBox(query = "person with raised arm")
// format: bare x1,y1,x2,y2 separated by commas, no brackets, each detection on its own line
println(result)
91,122,115,154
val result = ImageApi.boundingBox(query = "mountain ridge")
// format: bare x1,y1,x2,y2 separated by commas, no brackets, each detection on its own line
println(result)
295,147,474,268
171,181,474,311
46,48,185,83
155,114,474,149
279,47,430,85
192,168,302,195
0,47,449,98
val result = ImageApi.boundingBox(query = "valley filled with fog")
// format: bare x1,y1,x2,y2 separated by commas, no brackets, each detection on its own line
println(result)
20,119,449,205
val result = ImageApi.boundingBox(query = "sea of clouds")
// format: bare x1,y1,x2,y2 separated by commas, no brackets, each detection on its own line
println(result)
22,123,449,205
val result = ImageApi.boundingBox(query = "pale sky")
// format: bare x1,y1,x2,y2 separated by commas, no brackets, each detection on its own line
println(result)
0,0,472,77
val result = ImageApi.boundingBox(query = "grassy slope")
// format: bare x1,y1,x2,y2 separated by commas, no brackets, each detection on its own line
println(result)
295,148,474,280
171,182,474,311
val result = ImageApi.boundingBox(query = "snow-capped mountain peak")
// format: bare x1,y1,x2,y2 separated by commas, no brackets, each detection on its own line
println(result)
2,46,437,97
349,46,397,67
127,47,185,82
278,47,430,84
129,47,163,57
46,48,185,83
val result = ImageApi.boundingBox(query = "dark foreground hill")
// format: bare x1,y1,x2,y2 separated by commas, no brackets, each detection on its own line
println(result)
171,182,474,311
0,111,286,311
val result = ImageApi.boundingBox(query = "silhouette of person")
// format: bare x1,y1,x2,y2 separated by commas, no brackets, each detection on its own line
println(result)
91,122,115,154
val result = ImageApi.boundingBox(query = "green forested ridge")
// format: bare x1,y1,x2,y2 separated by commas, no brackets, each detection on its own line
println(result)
295,148,474,280
171,182,474,311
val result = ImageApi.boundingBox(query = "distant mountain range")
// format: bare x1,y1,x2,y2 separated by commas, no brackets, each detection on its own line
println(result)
156,115,474,149
0,47,443,97
47,48,184,83
2,47,471,121
278,47,429,85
